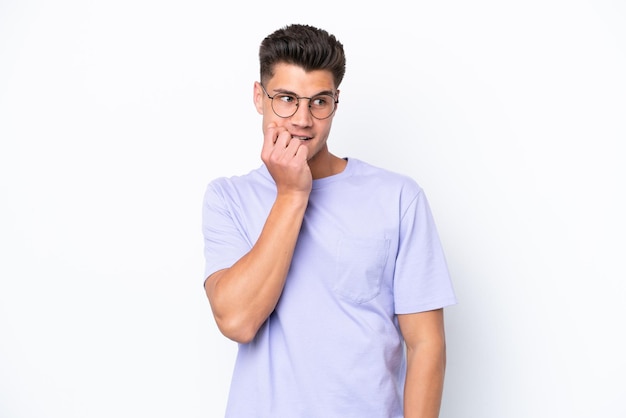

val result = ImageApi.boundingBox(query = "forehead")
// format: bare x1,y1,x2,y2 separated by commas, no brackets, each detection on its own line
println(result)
266,62,336,94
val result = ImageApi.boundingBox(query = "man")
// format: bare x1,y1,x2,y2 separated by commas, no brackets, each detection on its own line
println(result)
202,23,457,418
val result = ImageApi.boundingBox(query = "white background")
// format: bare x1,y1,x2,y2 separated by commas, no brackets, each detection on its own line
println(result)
1,1,625,417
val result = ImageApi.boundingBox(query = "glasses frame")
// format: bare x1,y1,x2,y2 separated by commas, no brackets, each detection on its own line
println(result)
259,83,339,120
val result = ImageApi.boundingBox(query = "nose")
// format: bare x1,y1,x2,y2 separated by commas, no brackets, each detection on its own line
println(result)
290,98,314,127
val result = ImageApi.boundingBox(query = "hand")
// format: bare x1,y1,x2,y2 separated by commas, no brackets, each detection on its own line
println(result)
261,123,312,196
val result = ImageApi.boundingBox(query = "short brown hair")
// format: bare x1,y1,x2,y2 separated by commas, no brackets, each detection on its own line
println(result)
259,24,346,88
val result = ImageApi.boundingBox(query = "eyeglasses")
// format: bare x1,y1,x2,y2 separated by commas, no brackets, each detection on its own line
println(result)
260,84,338,120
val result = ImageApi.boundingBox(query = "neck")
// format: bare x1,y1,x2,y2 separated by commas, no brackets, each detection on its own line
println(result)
309,152,347,179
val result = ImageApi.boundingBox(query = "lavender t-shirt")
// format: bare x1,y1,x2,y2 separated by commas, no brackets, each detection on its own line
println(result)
202,158,457,418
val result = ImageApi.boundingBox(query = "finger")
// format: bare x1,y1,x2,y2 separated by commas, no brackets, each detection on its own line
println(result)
294,141,309,161
275,130,292,148
264,123,278,147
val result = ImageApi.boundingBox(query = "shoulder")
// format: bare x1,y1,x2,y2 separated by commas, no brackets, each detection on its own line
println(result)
348,158,423,195
205,165,271,194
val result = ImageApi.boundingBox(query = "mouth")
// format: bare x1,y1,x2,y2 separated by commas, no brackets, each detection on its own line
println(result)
291,135,312,141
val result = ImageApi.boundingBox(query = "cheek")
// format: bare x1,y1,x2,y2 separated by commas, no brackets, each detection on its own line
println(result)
263,113,285,128
318,121,333,138
262,116,288,137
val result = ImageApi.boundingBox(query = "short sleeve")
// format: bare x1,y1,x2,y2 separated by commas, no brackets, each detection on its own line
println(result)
393,188,457,313
201,181,253,281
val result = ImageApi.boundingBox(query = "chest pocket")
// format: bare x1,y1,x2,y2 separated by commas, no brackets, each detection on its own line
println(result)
333,237,391,304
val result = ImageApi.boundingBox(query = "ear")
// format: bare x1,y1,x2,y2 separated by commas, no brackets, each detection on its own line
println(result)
253,82,264,115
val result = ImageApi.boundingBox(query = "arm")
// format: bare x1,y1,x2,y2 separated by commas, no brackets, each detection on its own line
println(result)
205,124,311,344
398,308,447,418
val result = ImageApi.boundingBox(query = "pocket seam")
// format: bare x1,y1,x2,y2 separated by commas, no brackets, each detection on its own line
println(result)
333,237,390,304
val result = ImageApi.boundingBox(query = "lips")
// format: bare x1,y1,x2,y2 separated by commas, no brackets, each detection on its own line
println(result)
292,135,312,141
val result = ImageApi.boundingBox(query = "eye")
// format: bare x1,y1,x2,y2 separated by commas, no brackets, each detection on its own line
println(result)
276,94,297,104
311,95,331,107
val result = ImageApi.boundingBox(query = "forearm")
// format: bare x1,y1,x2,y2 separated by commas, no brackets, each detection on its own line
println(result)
403,341,446,418
206,193,308,343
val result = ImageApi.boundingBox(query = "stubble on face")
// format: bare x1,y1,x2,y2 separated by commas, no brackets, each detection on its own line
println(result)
259,63,340,177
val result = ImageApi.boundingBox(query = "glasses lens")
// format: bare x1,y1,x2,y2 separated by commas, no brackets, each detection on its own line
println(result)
270,93,337,119
309,95,336,119
272,94,298,118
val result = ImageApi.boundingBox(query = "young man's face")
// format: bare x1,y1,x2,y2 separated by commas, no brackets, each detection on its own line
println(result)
254,62,339,169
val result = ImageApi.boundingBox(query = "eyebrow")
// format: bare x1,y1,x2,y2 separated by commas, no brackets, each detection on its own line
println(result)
272,88,336,97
